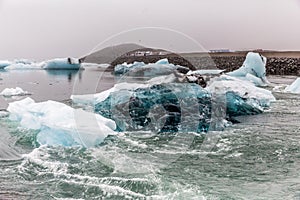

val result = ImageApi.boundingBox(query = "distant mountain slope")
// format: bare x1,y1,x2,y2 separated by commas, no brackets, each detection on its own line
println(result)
81,43,145,64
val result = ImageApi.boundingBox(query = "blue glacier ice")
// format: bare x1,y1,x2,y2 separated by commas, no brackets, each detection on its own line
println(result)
227,52,270,86
7,98,116,147
95,83,264,133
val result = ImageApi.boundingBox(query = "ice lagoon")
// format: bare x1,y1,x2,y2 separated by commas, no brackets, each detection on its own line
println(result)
0,53,300,199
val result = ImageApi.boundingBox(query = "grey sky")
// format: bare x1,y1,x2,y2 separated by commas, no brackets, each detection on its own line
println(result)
0,0,300,60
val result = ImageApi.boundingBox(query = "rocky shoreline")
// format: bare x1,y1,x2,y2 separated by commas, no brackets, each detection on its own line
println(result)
210,56,300,76
111,55,300,76
82,44,300,76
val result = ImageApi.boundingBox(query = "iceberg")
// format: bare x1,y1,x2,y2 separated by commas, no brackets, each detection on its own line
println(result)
3,59,44,70
187,69,224,76
227,52,269,86
7,98,116,147
3,58,81,70
208,75,276,108
94,82,265,133
0,87,31,97
284,78,300,93
114,61,146,75
114,58,187,77
0,60,11,69
95,83,211,132
71,56,275,133
71,74,178,106
5,62,44,70
43,58,81,70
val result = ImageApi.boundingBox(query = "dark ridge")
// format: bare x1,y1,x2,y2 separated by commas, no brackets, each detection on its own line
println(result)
80,43,145,64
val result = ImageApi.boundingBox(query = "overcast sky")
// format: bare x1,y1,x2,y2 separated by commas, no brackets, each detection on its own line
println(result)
0,0,300,60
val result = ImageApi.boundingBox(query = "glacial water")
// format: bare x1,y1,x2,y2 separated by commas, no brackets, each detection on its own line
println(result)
0,67,300,199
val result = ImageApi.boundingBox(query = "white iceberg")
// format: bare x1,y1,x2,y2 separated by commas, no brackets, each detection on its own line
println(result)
227,52,269,86
207,75,276,108
7,98,116,147
5,62,44,70
4,59,45,70
0,87,31,97
43,58,81,70
0,60,11,69
114,61,145,75
187,69,224,76
284,78,300,93
114,58,185,77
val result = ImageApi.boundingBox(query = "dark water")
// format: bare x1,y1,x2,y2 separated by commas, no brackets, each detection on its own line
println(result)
0,69,300,199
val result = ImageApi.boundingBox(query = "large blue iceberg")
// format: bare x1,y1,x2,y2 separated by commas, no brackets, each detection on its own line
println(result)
94,83,264,133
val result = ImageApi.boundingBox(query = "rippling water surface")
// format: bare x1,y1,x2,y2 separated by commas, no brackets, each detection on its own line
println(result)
0,68,300,199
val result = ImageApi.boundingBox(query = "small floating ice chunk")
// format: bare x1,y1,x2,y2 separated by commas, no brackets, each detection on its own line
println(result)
81,63,110,69
284,78,300,93
0,60,11,69
43,58,81,70
0,87,31,97
7,97,116,147
155,58,169,65
187,69,224,76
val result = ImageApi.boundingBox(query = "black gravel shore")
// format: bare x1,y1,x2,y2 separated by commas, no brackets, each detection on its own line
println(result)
211,56,300,75
110,54,300,76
